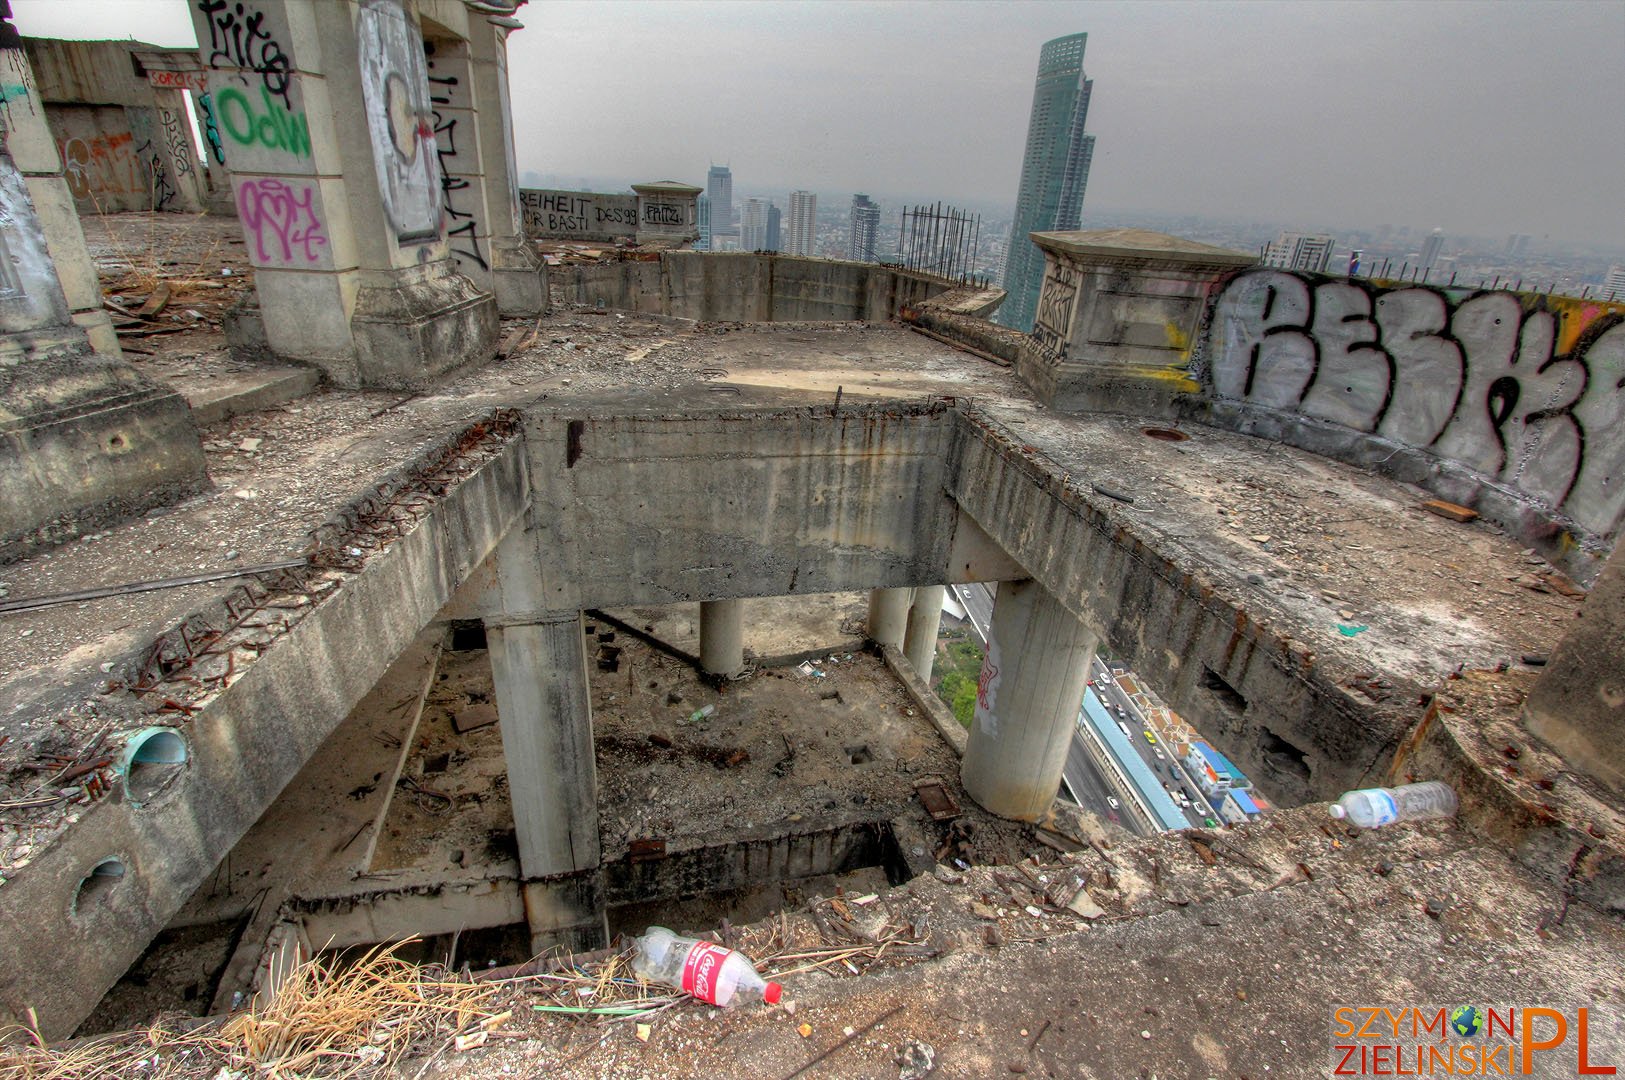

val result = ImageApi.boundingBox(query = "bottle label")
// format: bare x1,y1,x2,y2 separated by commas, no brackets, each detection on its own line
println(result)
1371,791,1399,826
680,942,731,1005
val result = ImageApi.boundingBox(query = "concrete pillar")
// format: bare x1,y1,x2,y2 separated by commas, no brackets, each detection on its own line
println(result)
485,612,599,879
904,585,947,682
700,598,745,678
961,579,1098,821
463,15,547,314
0,20,205,557
194,0,497,387
867,587,912,648
1524,546,1625,796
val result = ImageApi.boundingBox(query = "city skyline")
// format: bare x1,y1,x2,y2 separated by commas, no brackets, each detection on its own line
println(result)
11,1,1624,250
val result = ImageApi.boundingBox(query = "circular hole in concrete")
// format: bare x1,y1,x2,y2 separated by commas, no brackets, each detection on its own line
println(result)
74,857,126,914
1142,427,1190,442
122,727,188,806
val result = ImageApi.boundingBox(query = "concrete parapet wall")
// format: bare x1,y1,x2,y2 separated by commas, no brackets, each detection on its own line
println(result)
519,188,638,243
554,251,959,323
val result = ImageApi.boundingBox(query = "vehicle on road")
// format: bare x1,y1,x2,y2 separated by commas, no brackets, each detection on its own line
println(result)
1143,731,1157,744
1117,722,1131,737
1107,796,1120,809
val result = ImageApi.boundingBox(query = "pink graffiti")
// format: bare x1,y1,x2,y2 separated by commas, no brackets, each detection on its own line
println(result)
237,178,327,265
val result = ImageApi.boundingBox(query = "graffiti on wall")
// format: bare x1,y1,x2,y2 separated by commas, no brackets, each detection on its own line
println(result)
237,177,328,267
60,132,142,202
0,151,71,330
426,55,486,272
147,69,208,94
214,84,309,159
1208,269,1625,537
160,108,194,179
358,0,442,243
519,189,639,241
197,92,225,166
195,0,292,111
1032,260,1079,363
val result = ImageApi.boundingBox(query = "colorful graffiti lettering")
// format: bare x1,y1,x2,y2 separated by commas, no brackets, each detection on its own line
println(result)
237,177,327,265
197,92,226,166
59,132,142,202
1208,269,1625,537
196,0,292,111
215,84,310,159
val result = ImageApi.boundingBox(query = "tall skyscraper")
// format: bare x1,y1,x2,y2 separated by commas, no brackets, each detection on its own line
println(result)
706,165,735,246
998,33,1096,332
766,203,782,252
1420,229,1444,274
1262,231,1335,273
848,194,880,262
741,197,773,251
787,190,817,256
696,194,711,251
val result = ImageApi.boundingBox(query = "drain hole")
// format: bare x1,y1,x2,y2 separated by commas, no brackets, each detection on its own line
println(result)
844,744,873,765
447,622,488,652
1201,665,1248,713
1259,727,1311,782
123,728,188,806
75,858,127,914
1142,427,1190,442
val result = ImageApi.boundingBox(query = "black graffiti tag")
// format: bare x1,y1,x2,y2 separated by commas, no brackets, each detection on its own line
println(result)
196,0,293,111
426,65,487,271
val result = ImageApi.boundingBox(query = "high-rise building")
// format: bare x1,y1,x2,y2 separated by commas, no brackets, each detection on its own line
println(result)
787,190,817,256
998,33,1096,332
1603,265,1625,301
1262,231,1335,273
696,194,711,251
848,193,880,262
741,198,773,251
706,165,735,246
766,203,781,252
1420,229,1444,274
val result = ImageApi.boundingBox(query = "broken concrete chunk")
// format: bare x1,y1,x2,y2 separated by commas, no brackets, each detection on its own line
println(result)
453,703,499,734
1065,887,1106,920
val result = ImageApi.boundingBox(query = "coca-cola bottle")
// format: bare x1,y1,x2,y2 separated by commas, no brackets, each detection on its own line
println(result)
629,926,782,1007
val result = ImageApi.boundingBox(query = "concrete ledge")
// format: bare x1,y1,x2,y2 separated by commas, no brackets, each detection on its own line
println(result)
351,269,500,390
881,642,967,757
180,365,322,427
0,418,531,1039
1391,670,1625,915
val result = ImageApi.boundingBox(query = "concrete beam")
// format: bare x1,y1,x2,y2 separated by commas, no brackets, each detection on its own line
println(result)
961,579,1097,821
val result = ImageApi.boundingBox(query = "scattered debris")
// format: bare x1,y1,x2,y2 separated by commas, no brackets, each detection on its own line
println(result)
1420,499,1478,523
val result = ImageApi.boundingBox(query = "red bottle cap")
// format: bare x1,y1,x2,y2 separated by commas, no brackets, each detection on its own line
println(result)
764,981,783,1005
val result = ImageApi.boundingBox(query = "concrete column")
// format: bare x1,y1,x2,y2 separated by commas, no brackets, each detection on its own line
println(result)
464,15,547,314
904,585,947,681
484,612,599,879
867,587,912,648
194,0,497,387
0,21,204,556
700,598,745,678
1524,546,1625,796
961,579,1098,821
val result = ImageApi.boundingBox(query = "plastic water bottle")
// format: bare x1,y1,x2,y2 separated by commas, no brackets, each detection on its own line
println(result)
1328,781,1457,828
629,926,782,1007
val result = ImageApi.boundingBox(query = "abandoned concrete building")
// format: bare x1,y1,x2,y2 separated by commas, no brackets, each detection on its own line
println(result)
0,1,1622,1076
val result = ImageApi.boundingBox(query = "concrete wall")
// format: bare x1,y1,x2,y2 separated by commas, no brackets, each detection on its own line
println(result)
520,188,638,242
555,251,957,322
1199,270,1625,572
24,38,205,213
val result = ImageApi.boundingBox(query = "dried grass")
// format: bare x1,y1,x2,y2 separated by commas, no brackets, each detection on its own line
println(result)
0,939,507,1080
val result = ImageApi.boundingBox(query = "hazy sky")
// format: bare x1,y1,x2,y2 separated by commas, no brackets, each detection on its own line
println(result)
13,0,1625,245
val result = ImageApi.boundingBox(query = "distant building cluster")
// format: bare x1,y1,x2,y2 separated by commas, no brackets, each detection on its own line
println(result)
998,32,1097,333
1262,231,1336,273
